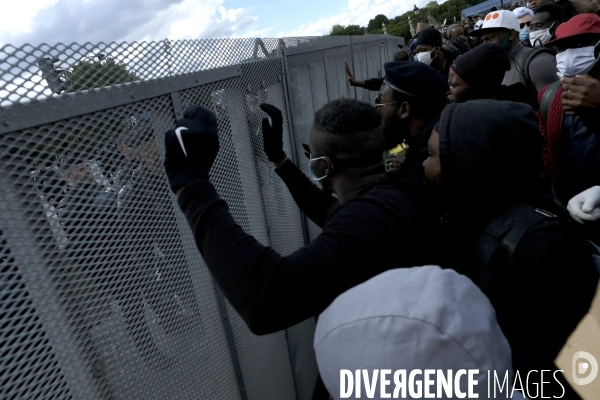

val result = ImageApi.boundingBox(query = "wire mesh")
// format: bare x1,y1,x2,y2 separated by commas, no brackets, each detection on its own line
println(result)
0,35,401,399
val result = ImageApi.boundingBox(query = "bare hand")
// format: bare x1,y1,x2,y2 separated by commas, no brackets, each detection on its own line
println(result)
561,74,600,116
345,62,356,86
385,153,405,171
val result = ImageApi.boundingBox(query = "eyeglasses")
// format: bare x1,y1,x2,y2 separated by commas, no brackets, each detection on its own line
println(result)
308,155,332,181
374,94,397,108
520,21,531,29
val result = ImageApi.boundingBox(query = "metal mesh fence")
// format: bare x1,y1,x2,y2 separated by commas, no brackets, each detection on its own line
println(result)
0,34,403,400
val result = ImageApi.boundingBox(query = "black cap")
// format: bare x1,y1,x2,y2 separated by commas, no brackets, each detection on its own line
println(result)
415,27,442,48
383,62,449,100
450,43,510,97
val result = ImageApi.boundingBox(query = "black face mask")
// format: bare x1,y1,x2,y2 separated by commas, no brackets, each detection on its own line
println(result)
382,112,410,150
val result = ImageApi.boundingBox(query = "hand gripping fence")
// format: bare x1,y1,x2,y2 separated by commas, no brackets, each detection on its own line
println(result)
0,34,403,400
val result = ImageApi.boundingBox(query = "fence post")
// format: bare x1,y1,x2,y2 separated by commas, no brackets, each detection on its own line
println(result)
280,39,311,248
350,36,358,100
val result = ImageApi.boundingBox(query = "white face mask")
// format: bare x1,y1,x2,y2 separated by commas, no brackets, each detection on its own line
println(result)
529,28,552,47
556,41,600,77
416,49,437,65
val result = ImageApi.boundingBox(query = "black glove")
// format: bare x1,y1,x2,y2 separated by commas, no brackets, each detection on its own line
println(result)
164,106,219,193
259,103,287,163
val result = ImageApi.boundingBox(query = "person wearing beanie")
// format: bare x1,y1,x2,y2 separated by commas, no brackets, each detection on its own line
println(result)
448,43,511,102
513,6,534,45
447,43,538,108
376,61,449,182
422,99,597,399
472,10,558,92
314,266,519,399
413,27,460,79
445,23,471,54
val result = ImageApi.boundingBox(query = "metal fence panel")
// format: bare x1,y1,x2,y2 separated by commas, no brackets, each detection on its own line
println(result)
0,34,401,399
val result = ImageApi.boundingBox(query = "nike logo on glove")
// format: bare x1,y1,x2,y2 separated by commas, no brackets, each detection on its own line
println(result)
175,127,188,157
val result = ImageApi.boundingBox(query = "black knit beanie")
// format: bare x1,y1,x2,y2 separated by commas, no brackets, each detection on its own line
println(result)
450,43,510,97
415,27,442,48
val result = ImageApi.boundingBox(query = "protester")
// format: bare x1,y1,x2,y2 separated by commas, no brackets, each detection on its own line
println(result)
377,62,449,183
473,10,558,92
527,0,551,11
163,99,431,335
530,2,564,47
513,6,534,45
447,43,539,108
537,13,600,245
412,27,460,79
422,99,597,398
444,23,471,54
314,266,517,400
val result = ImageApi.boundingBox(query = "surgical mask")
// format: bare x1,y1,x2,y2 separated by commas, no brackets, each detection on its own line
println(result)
416,49,437,65
519,28,530,42
529,28,552,46
556,41,600,77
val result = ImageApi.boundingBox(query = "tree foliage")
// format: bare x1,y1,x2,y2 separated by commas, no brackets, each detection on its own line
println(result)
329,0,489,41
62,57,137,93
367,14,390,32
330,24,366,36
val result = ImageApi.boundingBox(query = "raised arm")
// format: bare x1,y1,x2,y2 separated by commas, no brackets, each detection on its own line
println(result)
260,103,338,227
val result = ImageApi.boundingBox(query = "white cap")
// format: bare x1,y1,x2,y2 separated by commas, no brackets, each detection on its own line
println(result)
513,6,534,19
474,19,484,30
314,266,515,399
480,10,521,32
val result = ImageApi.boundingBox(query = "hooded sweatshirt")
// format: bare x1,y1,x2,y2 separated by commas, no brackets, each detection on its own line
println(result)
314,266,518,400
434,100,596,399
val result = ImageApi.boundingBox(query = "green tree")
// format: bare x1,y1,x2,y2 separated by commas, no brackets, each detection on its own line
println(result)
367,14,390,32
62,57,137,93
330,24,366,36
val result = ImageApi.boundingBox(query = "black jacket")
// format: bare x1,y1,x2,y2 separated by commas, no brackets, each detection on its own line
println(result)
434,100,597,398
178,160,429,334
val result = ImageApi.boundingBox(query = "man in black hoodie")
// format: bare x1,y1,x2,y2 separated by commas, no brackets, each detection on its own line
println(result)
422,100,597,398
164,98,429,336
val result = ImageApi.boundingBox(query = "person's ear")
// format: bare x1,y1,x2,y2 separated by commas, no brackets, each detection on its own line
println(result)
398,102,411,119
508,29,519,41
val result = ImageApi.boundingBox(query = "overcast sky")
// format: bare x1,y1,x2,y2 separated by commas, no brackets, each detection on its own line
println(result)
1,0,438,47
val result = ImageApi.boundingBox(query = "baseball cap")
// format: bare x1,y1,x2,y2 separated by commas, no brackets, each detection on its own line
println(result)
472,10,520,35
545,13,600,48
314,266,515,399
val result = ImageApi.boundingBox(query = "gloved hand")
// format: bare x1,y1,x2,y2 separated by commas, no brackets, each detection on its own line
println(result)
164,106,219,193
259,103,287,163
567,186,600,224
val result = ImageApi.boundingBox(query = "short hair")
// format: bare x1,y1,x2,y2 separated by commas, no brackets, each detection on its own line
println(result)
313,99,383,162
393,50,409,61
534,3,564,23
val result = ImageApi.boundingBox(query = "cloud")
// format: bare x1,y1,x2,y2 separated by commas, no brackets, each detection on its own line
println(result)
276,0,443,37
0,0,258,47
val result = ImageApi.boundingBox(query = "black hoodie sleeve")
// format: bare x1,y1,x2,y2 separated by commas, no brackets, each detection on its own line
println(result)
177,179,417,335
275,159,338,228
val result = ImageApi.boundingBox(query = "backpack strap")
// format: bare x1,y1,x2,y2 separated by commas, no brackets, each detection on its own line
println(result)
500,203,557,270
539,80,561,125
519,47,556,93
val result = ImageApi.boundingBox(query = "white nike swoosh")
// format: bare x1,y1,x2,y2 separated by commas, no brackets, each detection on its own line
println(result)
175,127,188,157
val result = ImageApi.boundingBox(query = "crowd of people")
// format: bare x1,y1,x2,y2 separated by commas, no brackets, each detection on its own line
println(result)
163,6,600,400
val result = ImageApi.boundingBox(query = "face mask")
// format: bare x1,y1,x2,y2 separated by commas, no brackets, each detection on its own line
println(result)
529,28,552,46
519,28,530,42
416,49,437,65
499,32,512,52
556,41,600,77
